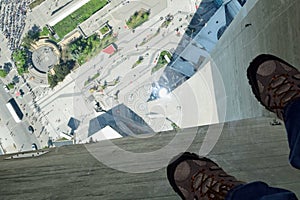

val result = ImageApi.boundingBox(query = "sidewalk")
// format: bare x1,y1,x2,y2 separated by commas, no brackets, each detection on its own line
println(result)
0,126,17,154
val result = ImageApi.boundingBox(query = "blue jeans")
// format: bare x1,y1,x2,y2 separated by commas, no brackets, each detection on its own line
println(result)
226,99,300,200
226,182,298,200
284,98,300,169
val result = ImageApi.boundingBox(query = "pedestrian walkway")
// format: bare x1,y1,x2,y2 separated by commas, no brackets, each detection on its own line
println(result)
0,126,16,154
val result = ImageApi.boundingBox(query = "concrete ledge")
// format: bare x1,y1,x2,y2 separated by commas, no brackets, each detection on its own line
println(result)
4,150,49,160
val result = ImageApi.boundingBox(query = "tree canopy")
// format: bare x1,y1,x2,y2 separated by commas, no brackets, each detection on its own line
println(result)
48,60,75,88
22,24,41,48
12,49,27,68
69,35,101,65
12,49,30,75
0,69,7,78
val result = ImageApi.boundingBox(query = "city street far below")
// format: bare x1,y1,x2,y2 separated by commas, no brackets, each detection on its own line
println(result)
0,0,246,155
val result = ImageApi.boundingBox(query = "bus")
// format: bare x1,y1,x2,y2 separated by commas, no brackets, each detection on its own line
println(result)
6,98,23,123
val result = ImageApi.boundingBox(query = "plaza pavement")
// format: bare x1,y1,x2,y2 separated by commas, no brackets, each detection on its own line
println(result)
31,0,197,141
0,79,42,154
0,32,12,67
1,0,246,150
2,0,217,152
20,0,292,145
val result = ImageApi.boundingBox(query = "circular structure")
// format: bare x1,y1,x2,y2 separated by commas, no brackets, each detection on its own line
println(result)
32,45,59,73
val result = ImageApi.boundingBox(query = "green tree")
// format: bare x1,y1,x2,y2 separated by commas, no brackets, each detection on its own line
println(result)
12,49,29,75
65,60,76,70
21,34,33,48
28,24,41,40
54,64,70,82
48,60,75,88
40,27,51,36
69,35,100,63
48,74,58,88
0,69,7,78
12,49,27,68
17,67,26,76
22,25,41,48
7,82,15,90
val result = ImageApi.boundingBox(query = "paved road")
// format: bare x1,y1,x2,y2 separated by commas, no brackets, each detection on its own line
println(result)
0,79,41,153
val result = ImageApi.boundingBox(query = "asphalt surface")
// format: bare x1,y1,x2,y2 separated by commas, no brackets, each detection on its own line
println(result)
0,79,40,153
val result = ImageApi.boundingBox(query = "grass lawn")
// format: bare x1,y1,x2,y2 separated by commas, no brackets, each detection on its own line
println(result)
126,9,150,29
100,25,110,35
29,0,47,9
40,27,50,37
53,0,108,39
161,20,171,28
132,56,143,68
151,51,172,74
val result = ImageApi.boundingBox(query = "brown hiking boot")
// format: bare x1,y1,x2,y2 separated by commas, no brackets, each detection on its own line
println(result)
247,54,300,120
167,152,244,200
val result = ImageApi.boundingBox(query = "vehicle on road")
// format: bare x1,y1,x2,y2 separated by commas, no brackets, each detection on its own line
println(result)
6,98,23,123
28,125,34,134
31,143,38,151
19,89,24,96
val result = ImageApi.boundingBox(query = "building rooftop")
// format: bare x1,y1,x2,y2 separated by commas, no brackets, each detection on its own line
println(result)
102,43,117,55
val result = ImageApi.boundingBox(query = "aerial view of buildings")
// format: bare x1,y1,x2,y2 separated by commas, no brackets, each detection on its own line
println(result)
0,0,245,154
0,0,300,199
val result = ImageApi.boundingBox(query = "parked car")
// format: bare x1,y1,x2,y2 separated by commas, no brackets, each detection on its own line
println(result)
28,125,34,134
31,143,38,151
